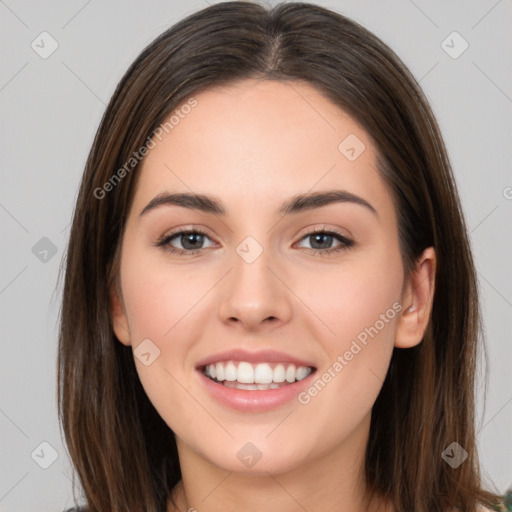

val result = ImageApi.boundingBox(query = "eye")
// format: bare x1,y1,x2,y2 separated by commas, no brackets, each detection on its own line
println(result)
155,226,354,256
295,228,354,255
156,228,215,255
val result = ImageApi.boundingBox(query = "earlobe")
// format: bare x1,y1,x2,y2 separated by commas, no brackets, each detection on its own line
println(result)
395,247,436,349
109,281,131,346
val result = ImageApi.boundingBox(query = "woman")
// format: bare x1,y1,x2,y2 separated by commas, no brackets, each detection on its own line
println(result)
58,2,507,511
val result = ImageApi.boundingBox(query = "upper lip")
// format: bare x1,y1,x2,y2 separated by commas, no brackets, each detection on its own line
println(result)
195,348,317,369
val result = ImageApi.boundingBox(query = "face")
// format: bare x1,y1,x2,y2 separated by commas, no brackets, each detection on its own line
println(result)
110,78,430,475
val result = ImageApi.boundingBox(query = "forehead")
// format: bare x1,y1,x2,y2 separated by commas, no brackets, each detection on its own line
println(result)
130,78,394,222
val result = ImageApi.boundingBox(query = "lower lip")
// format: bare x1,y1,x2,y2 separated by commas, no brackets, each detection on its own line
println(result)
197,369,316,412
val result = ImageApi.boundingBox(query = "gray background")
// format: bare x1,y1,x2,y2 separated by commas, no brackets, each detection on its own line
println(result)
1,0,511,510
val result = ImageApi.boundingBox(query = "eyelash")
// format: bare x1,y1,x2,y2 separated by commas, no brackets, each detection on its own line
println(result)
155,227,355,257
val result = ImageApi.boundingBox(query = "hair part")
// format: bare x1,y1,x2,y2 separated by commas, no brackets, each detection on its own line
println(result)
58,2,502,511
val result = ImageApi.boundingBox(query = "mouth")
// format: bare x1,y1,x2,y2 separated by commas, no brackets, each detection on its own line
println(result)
199,360,317,391
195,348,318,411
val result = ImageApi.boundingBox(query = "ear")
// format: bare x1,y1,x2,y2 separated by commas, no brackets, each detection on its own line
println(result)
109,279,131,346
395,247,436,349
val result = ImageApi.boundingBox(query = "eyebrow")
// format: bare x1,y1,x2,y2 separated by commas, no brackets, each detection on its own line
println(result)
139,189,378,218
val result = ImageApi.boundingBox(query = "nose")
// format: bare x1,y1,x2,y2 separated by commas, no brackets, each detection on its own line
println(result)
218,241,293,332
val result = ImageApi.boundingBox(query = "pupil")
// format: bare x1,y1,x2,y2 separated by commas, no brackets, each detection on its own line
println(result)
312,233,332,249
183,233,202,250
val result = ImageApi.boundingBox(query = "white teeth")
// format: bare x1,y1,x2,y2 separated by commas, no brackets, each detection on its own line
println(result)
285,364,296,383
237,362,254,383
224,381,258,390
296,366,310,381
225,361,237,382
215,362,225,381
203,360,313,386
273,364,286,383
254,363,273,384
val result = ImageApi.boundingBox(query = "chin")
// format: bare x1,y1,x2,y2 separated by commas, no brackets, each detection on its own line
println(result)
207,444,307,475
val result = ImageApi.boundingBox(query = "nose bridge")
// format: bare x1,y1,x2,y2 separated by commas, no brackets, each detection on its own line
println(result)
218,233,292,329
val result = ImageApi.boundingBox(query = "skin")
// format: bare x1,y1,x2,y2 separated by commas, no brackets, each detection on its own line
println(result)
110,78,436,512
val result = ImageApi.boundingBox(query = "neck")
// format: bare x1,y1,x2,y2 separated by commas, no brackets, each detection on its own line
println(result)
168,412,392,512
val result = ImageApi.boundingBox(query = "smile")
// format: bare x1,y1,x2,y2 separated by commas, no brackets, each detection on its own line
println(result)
201,360,314,390
195,348,318,411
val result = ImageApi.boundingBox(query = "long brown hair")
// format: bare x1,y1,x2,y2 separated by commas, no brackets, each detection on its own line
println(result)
58,2,503,511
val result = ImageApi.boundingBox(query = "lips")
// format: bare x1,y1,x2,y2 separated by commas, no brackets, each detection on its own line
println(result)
195,349,317,405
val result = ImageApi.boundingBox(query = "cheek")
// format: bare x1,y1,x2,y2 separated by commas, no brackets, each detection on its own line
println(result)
119,264,201,434
119,249,211,423
294,246,403,408
121,251,202,341
304,250,404,349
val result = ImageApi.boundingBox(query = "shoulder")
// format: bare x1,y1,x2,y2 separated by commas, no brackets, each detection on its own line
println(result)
477,498,512,512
